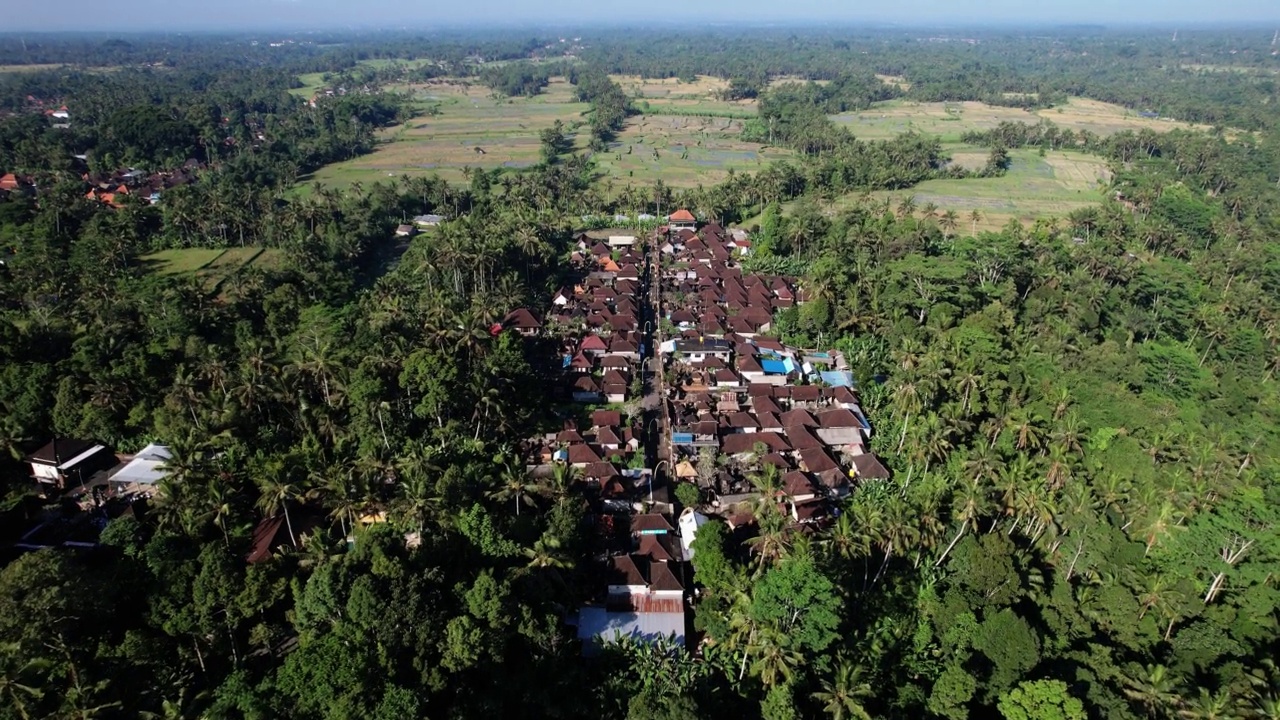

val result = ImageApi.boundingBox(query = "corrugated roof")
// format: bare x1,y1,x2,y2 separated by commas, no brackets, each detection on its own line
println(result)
109,443,173,485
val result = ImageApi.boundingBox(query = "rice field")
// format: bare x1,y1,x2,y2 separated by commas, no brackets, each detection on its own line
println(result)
0,64,66,74
591,113,789,188
140,247,284,294
832,97,1213,142
303,78,591,187
612,74,757,116
863,149,1112,231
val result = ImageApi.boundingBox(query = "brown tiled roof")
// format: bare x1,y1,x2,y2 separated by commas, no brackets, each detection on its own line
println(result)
780,409,819,428
556,429,584,444
782,471,818,498
595,426,623,445
791,386,822,402
669,208,696,222
721,432,791,455
631,513,674,534
608,554,647,586
800,448,841,474
785,425,825,451
852,453,891,480
567,444,603,464
592,410,622,427
817,408,861,429
580,335,608,352
638,533,675,562
585,461,620,480
647,560,684,592
573,375,601,392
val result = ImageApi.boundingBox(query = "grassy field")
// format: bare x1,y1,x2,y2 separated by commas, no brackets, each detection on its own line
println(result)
0,64,65,74
140,247,284,293
303,78,591,187
865,149,1111,231
592,113,789,187
612,74,758,116
832,97,1212,142
290,72,328,98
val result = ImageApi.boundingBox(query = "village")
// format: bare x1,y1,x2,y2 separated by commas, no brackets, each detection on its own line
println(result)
501,208,891,653
3,206,889,656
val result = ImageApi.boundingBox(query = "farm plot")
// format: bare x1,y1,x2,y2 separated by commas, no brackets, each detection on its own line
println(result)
591,113,789,188
863,150,1111,231
832,97,1214,142
303,78,591,188
140,247,284,295
612,74,757,116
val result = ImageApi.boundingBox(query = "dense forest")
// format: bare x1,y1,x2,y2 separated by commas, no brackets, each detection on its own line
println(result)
0,24,1279,720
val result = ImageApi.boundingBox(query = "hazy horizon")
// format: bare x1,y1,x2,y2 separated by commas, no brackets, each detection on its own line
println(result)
5,0,1280,33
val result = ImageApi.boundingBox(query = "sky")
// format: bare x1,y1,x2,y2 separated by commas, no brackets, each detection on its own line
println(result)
4,0,1279,32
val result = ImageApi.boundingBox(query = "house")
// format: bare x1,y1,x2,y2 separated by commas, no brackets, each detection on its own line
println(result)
666,338,732,363
631,513,674,536
502,308,542,337
0,173,20,192
246,515,292,563
668,209,697,232
26,438,117,492
413,214,445,227
571,375,603,403
607,235,637,248
394,224,416,238
592,409,623,428
577,555,685,653
677,508,708,561
852,453,891,481
108,443,173,494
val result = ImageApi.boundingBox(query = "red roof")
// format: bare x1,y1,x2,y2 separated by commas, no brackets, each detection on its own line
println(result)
668,209,696,223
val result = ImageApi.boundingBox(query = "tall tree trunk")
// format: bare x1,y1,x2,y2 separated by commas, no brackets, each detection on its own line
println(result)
935,519,968,567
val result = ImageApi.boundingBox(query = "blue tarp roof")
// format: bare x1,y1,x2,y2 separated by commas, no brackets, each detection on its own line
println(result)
761,359,788,374
821,370,855,387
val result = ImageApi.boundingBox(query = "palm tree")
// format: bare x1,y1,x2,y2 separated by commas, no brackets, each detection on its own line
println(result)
749,626,803,688
812,659,875,720
936,477,990,567
491,464,539,517
524,535,574,569
940,209,959,238
1122,664,1183,719
969,209,983,236
256,474,301,547
0,642,49,720
204,480,237,547
392,472,439,534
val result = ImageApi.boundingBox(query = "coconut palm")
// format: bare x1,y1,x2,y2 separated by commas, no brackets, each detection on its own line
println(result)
256,474,302,547
0,642,49,720
491,463,539,517
1122,664,1182,719
812,659,875,720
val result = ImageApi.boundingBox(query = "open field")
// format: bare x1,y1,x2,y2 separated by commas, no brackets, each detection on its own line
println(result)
875,74,911,90
290,72,328,98
0,64,65,74
140,247,284,293
832,97,1214,142
864,149,1111,231
304,78,591,187
592,114,790,188
611,74,757,116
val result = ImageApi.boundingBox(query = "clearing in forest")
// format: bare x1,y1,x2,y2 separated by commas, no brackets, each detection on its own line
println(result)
593,113,790,189
140,247,284,293
832,97,1214,142
302,77,591,188
863,149,1112,231
611,74,758,116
